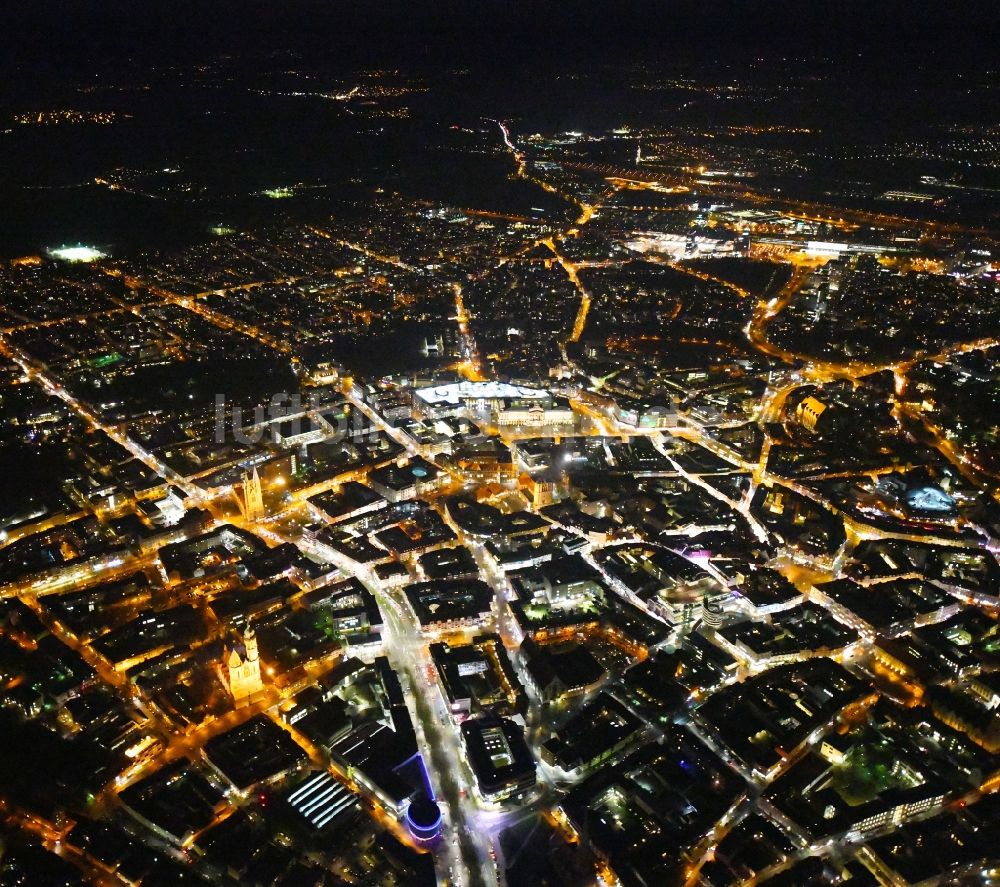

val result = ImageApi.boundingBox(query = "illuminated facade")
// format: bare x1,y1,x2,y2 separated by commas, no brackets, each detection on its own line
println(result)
796,396,828,433
226,625,264,705
236,467,265,521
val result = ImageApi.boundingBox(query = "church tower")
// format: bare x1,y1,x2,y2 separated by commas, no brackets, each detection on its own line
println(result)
235,466,265,521
226,624,264,705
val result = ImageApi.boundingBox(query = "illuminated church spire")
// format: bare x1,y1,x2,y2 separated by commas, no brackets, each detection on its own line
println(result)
236,466,264,521
226,623,263,705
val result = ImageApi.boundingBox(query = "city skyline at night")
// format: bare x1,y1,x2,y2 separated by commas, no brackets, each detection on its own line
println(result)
1,4,999,886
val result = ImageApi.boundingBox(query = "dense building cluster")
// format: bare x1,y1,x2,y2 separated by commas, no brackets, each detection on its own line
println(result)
1,53,999,887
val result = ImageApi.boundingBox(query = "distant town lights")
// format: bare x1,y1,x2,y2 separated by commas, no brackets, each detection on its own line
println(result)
46,245,107,263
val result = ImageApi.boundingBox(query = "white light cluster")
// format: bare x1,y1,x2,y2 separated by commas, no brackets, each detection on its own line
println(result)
47,245,107,263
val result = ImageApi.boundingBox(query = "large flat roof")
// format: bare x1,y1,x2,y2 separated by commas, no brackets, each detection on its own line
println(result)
414,380,548,406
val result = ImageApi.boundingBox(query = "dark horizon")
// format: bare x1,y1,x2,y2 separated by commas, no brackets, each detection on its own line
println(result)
5,0,999,77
